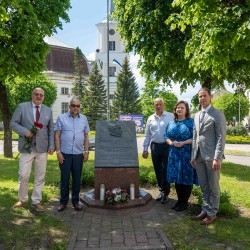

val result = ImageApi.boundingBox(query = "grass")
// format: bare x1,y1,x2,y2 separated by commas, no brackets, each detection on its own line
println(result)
163,161,250,249
0,151,250,249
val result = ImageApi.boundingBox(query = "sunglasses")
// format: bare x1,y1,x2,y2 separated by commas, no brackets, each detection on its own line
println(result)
33,93,44,97
70,104,80,108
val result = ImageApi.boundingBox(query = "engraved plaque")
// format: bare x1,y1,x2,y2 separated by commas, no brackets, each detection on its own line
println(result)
95,120,139,168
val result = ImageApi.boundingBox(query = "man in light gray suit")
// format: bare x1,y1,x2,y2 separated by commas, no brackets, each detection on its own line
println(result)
11,87,54,211
191,87,226,225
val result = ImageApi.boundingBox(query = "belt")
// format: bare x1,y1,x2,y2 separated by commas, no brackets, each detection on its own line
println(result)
152,141,166,145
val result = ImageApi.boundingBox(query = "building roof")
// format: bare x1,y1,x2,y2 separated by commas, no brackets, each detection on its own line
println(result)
44,36,89,75
44,36,74,49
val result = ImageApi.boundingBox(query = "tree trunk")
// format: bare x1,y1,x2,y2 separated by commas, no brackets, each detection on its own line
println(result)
201,76,212,90
0,82,13,158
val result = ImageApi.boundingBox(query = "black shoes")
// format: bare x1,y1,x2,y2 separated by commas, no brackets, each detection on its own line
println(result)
156,193,163,201
171,201,181,210
161,194,168,204
174,202,188,212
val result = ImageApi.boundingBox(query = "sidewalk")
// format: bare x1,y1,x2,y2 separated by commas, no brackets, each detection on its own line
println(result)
46,190,185,250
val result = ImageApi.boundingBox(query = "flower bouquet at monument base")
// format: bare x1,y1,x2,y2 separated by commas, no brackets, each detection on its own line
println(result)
105,187,129,205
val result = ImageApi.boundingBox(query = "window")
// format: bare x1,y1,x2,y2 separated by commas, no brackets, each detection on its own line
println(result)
109,66,116,77
61,102,69,114
109,94,114,100
109,41,115,51
61,87,69,95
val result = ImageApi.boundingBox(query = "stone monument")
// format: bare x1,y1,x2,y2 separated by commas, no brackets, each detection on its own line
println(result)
81,120,152,209
94,120,139,199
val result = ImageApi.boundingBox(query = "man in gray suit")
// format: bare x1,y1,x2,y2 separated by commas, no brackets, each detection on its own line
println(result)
191,87,226,225
11,87,54,211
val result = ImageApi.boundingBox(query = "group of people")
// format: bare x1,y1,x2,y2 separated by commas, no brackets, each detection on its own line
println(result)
143,88,226,225
11,87,89,212
10,87,226,224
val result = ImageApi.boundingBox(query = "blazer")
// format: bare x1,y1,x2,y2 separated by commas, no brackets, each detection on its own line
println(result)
10,102,55,153
192,106,226,161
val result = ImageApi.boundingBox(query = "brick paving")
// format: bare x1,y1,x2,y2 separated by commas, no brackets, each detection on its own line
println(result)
46,189,186,250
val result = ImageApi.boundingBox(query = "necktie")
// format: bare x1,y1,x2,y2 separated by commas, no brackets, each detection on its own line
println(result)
35,106,40,122
200,111,206,123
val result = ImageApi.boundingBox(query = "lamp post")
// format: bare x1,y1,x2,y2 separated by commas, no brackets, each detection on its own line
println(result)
238,96,240,125
106,0,110,121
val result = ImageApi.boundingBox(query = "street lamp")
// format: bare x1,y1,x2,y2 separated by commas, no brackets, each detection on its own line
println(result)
106,0,110,121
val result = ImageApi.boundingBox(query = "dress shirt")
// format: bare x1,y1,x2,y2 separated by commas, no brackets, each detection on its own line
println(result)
200,105,211,123
55,112,90,154
143,111,174,151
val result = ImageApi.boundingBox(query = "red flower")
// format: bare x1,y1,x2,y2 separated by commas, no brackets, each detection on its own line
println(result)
34,122,43,129
22,122,44,153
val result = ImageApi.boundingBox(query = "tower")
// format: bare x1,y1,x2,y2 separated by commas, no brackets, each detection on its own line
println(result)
95,1,129,118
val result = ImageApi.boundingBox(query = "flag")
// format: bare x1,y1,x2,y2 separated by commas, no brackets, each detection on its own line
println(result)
112,58,122,68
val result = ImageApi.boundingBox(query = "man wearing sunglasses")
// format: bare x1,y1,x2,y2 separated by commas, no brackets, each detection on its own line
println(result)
55,99,90,212
11,87,54,212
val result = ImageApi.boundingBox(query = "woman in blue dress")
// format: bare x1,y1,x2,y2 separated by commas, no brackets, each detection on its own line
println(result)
164,100,199,211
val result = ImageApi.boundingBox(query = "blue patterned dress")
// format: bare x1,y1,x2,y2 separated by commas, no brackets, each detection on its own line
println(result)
164,118,199,185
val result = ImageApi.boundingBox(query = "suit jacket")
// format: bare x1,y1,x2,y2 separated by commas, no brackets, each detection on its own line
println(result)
192,106,226,161
10,102,55,153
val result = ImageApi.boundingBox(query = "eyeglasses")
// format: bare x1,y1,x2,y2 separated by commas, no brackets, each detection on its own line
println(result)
33,93,44,97
70,104,80,108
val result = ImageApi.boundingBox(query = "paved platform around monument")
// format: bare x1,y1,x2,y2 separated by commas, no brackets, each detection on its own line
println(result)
46,189,186,250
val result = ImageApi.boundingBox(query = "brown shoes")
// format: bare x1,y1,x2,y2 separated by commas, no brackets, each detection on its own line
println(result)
73,203,82,211
13,201,26,208
201,216,217,225
31,203,45,212
57,204,67,212
191,212,207,221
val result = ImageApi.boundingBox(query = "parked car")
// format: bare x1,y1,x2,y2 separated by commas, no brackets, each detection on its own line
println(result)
88,137,95,150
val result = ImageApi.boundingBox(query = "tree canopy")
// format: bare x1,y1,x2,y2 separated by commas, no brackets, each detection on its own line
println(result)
111,57,142,119
0,0,71,157
82,61,107,130
71,47,87,99
212,92,250,123
140,78,178,122
113,0,250,91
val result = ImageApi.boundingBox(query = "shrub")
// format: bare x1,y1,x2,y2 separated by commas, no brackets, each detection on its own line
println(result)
192,188,238,216
226,125,248,136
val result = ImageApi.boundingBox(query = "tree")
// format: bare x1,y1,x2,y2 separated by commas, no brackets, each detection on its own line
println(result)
169,0,250,87
71,47,87,99
4,75,57,157
213,92,250,124
112,0,250,91
111,57,142,119
140,78,178,122
0,0,70,157
82,61,107,130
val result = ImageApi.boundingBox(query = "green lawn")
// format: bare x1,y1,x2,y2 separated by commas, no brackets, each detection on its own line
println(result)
0,152,250,249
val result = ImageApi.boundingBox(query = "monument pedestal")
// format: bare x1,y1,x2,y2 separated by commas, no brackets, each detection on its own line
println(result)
94,167,139,199
81,188,152,210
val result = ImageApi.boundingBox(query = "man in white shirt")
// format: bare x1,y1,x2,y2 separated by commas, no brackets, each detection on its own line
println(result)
142,98,174,204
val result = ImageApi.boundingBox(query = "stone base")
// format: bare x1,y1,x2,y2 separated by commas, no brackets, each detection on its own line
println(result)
94,167,140,199
80,189,152,210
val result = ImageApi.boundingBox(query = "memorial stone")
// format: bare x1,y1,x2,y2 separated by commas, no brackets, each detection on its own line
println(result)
95,120,138,167
94,120,139,199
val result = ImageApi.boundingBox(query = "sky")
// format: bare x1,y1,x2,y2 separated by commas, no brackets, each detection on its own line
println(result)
55,0,233,104
56,0,107,60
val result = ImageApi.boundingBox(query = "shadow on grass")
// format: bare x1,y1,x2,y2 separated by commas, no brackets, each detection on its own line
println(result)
222,162,250,182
